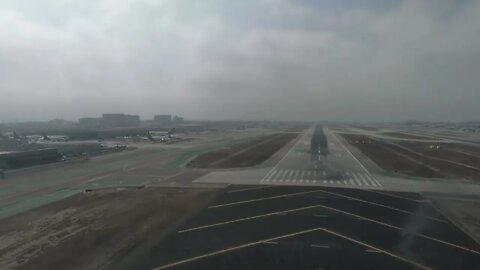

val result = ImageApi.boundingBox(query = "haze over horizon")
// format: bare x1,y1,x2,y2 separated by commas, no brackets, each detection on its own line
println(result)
1,0,480,122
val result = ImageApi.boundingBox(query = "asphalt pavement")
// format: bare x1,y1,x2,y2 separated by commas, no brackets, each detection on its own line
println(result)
124,185,480,270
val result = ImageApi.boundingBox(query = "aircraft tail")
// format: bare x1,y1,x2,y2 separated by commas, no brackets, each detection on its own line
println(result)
41,132,50,140
167,127,176,138
147,131,156,142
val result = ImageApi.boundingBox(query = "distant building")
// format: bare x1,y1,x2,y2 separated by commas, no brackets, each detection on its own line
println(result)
48,118,75,129
154,114,172,126
78,118,102,129
102,113,140,127
173,115,184,124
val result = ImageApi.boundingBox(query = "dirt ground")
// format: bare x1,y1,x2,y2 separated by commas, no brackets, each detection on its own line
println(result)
341,133,443,178
0,187,219,270
431,197,480,245
188,133,298,168
341,133,480,181
355,126,378,131
381,132,436,140
397,141,480,168
439,142,480,156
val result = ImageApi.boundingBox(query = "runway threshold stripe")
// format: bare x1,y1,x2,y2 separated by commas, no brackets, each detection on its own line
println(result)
260,171,271,183
266,170,280,181
278,170,285,181
361,173,378,187
367,174,380,187
372,176,382,187
356,173,371,186
276,170,286,181
294,170,301,180
351,173,363,186
365,175,378,187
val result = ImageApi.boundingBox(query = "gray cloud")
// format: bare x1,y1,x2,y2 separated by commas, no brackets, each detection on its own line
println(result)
0,0,479,122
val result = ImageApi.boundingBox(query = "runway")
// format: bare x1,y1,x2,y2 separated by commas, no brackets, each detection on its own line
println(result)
197,127,384,190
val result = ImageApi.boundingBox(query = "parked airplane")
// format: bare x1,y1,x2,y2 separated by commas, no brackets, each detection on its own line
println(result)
12,131,28,144
146,128,176,143
40,132,69,142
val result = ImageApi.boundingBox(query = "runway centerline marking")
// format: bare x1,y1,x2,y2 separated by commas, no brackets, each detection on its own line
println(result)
178,205,322,233
208,190,323,209
351,173,363,186
153,227,324,270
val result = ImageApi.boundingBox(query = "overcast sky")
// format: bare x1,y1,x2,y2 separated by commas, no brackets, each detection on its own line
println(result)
1,0,479,122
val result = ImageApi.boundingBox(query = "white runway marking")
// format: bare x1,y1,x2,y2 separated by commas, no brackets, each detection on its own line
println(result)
228,186,273,193
311,244,330,248
260,131,308,182
208,190,324,209
161,227,431,270
277,170,287,180
261,170,383,189
357,173,370,186
156,228,326,270
293,170,301,180
267,170,281,181
352,173,363,186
